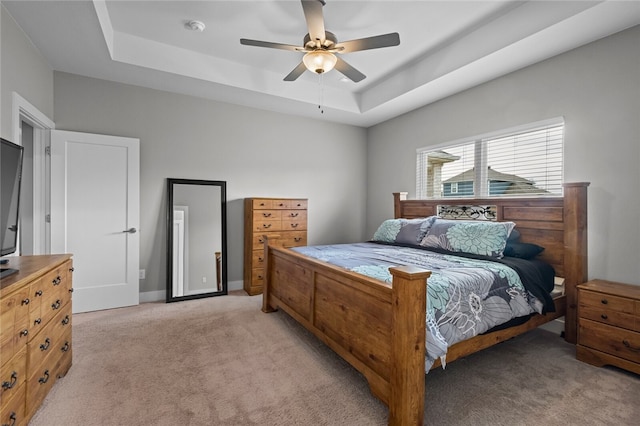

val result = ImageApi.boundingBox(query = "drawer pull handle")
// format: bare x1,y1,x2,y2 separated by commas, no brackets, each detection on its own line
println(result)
262,213,272,217
69,288,74,293
51,300,62,310
3,411,16,426
40,338,51,351
62,315,70,325
21,298,30,305
34,318,42,325
258,238,264,244
257,275,263,280
20,329,28,337
52,276,62,286
35,290,43,297
623,340,640,352
290,213,299,217
1,371,18,390
262,224,272,229
70,267,75,272
278,203,284,207
290,223,299,228
61,342,70,352
600,298,608,305
38,370,50,384
600,314,608,320
258,257,263,262
294,237,302,242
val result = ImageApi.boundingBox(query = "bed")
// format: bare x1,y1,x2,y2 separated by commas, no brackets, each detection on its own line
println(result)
261,182,589,425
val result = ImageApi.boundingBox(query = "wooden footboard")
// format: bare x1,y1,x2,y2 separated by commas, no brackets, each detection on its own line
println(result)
262,240,431,425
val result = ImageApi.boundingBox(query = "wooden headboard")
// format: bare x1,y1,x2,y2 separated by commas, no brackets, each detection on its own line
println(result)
393,182,589,343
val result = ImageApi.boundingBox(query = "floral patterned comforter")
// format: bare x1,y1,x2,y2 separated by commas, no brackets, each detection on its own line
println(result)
291,242,553,370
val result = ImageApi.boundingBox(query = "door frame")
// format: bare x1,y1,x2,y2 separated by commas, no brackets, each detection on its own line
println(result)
12,92,54,255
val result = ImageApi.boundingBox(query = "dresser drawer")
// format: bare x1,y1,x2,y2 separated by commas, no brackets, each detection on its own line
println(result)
252,233,286,249
251,268,265,287
579,304,636,331
579,318,640,363
26,351,66,419
27,304,72,373
580,289,635,314
253,210,281,221
28,278,47,336
0,347,26,404
253,218,283,233
252,251,266,268
282,199,307,210
0,380,25,426
279,232,307,248
0,289,30,364
252,199,275,210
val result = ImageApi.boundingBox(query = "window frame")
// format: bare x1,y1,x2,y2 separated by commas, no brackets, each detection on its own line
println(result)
416,117,564,199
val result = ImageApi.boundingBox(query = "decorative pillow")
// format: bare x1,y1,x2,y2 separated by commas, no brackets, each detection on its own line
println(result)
420,219,515,258
372,217,436,245
503,241,544,259
508,228,521,242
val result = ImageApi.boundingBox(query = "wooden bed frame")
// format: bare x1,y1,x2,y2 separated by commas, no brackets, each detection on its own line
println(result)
261,182,589,425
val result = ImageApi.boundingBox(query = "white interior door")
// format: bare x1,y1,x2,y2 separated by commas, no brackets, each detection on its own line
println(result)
50,130,140,313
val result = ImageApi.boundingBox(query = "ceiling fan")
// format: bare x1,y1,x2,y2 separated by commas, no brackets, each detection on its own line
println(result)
240,0,400,83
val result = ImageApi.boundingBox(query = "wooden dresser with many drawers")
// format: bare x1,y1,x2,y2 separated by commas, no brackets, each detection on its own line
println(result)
577,279,639,374
244,198,307,295
1,254,73,426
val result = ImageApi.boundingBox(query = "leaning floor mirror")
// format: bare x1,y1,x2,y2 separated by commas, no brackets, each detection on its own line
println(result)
166,178,227,302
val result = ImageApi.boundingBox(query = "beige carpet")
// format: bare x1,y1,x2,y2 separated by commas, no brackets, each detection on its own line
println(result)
30,292,639,426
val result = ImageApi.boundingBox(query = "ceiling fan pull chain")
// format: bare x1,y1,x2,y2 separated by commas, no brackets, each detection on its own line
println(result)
318,73,324,114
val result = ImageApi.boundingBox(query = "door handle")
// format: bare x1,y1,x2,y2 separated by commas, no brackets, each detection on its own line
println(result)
122,228,137,234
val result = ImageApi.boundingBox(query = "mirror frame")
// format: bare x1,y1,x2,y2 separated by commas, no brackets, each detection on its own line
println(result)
166,178,227,302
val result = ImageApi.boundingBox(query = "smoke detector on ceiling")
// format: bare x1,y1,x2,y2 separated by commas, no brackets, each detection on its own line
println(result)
185,20,206,32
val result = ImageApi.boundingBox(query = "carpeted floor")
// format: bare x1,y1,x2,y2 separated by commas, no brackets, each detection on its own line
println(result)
30,291,639,426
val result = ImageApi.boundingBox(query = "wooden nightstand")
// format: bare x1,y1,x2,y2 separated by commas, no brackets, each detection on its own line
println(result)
576,280,640,374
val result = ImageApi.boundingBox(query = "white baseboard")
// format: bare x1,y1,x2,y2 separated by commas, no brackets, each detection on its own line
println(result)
139,280,244,303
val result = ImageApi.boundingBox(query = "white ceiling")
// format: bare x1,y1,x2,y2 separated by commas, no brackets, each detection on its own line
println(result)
3,1,640,127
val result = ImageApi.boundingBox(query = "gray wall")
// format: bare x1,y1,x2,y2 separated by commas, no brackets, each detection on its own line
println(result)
367,25,640,285
0,5,54,140
53,72,368,294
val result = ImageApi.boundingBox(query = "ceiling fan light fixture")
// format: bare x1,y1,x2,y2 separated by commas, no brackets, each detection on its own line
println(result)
303,50,337,74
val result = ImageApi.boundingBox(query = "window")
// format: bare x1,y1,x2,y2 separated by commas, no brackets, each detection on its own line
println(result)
416,118,564,199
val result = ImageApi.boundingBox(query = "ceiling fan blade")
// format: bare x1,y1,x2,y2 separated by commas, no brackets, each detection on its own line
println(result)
240,38,301,52
301,0,326,44
284,62,308,81
334,57,366,83
337,33,400,53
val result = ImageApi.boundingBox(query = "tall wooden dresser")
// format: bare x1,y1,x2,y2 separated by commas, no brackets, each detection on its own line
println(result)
577,279,639,374
244,198,307,295
1,254,73,426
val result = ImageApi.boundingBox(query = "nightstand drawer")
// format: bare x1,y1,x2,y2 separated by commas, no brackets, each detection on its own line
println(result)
579,304,636,330
580,290,635,314
579,318,640,363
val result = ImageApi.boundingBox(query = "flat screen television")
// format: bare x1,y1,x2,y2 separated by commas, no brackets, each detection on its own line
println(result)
1,137,24,279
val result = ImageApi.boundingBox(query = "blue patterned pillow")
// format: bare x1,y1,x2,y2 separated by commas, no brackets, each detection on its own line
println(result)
420,219,515,258
372,217,436,245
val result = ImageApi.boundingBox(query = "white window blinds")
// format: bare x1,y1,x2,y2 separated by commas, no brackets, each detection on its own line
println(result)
416,118,564,199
